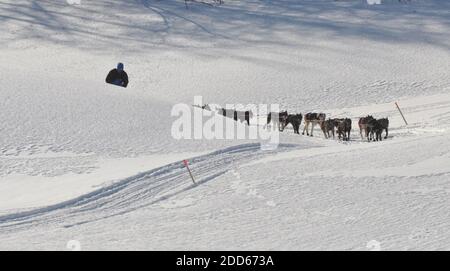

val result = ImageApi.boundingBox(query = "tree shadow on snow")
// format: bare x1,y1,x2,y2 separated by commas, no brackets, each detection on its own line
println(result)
0,0,448,54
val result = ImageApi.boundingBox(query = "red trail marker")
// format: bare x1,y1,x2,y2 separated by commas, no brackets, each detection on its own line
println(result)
183,160,196,185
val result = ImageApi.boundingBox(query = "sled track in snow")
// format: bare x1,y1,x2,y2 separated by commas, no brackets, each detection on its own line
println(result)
0,144,296,232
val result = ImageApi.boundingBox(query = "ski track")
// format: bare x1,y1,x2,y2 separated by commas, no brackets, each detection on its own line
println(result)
0,143,295,232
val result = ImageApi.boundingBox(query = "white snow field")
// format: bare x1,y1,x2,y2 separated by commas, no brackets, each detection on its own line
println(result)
0,0,449,250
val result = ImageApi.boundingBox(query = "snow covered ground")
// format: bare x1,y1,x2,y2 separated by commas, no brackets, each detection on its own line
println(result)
0,0,449,250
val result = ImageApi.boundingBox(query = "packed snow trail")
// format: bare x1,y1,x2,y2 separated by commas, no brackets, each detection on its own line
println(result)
0,144,295,232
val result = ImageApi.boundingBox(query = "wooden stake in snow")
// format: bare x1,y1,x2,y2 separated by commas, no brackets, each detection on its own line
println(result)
395,102,408,125
183,160,196,185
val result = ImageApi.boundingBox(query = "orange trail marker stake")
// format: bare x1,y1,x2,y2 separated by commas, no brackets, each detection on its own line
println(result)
395,102,408,125
183,160,196,185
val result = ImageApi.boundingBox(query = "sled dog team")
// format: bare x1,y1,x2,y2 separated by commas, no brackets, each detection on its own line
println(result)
199,104,389,142
266,112,389,142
